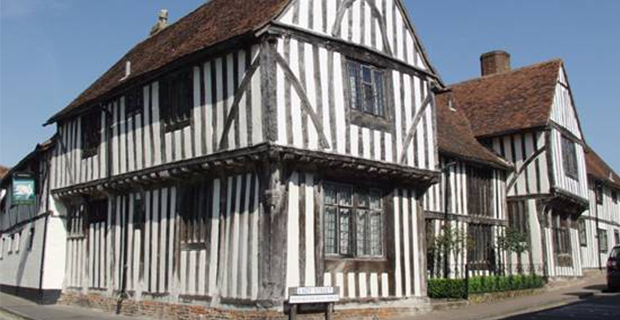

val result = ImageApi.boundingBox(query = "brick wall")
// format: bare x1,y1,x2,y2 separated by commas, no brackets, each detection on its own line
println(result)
59,293,430,320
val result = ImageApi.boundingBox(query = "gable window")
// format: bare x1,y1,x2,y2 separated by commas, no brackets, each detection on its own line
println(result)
81,109,101,159
561,135,578,180
160,68,193,131
578,219,587,247
347,60,386,117
467,166,494,217
508,200,528,234
125,87,144,117
324,184,383,258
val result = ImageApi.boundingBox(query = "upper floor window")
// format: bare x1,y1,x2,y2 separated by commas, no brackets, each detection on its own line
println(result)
324,184,383,258
160,68,193,132
347,60,385,117
125,87,144,117
596,184,604,205
467,166,493,217
612,190,618,204
81,109,101,159
561,135,578,180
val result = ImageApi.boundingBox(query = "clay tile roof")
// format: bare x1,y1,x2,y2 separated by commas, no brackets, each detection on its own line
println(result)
585,147,620,190
449,59,563,138
436,92,511,169
0,166,9,179
47,0,291,124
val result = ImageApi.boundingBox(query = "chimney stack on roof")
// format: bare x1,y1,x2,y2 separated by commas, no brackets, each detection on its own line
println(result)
150,9,169,36
480,50,511,76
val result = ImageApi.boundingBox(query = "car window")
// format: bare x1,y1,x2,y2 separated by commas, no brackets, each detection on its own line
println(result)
611,247,620,259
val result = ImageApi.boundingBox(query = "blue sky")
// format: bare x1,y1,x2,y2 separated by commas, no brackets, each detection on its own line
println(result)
1,0,618,171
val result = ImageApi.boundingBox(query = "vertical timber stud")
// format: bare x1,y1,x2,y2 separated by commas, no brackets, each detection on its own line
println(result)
537,200,550,281
258,154,288,305
261,35,278,143
416,196,428,296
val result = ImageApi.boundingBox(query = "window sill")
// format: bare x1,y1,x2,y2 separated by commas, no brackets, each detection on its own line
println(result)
349,109,391,132
164,119,190,133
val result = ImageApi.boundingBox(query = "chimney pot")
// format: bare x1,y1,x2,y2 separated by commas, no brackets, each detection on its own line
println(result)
150,9,169,36
480,50,511,76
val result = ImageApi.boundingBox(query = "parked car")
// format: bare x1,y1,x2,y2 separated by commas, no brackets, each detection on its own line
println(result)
608,245,620,291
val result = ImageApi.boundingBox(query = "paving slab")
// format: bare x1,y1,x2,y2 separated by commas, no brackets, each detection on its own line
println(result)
394,274,608,320
0,293,142,320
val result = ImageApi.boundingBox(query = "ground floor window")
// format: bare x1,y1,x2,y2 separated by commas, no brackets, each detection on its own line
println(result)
552,215,572,255
507,200,528,234
324,183,383,258
468,224,495,270
599,228,609,253
615,230,619,245
578,219,587,247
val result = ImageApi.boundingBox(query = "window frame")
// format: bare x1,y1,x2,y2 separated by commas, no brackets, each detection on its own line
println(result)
467,223,495,270
578,219,587,247
508,200,529,234
125,86,144,117
599,228,609,253
179,180,211,249
160,67,193,132
323,183,385,260
467,166,494,217
81,108,102,159
561,135,579,180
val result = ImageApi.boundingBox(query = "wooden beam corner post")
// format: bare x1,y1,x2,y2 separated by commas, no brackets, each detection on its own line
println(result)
257,154,289,305
260,35,279,144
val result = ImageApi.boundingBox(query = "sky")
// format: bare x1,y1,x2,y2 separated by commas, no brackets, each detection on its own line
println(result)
1,0,618,171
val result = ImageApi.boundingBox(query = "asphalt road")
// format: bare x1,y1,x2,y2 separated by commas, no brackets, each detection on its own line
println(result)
502,291,620,320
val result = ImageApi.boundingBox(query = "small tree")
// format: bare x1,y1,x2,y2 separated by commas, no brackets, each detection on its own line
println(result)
434,223,469,278
497,228,530,274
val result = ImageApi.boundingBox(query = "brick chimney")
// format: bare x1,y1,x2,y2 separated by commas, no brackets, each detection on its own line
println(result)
480,50,511,76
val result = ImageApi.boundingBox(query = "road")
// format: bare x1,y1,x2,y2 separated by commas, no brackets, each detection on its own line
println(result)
502,291,620,320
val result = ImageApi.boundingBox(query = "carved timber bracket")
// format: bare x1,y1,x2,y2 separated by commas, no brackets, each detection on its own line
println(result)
398,92,433,165
331,0,393,56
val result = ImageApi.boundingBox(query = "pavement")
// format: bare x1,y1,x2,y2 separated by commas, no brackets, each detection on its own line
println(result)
402,274,618,320
0,293,142,320
0,275,616,320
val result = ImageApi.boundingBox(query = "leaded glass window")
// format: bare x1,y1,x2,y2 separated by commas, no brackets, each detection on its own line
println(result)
324,184,383,258
346,60,386,117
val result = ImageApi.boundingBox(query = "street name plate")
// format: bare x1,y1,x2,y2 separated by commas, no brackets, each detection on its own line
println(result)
288,287,340,304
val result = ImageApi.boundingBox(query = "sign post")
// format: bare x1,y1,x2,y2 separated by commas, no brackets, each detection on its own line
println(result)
12,174,36,205
287,287,340,320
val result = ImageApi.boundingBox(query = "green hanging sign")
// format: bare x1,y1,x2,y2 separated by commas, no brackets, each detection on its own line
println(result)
12,176,36,205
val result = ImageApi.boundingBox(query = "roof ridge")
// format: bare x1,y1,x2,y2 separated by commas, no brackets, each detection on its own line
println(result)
450,58,563,88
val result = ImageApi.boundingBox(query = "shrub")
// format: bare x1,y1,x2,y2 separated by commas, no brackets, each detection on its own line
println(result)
468,275,544,295
428,278,467,299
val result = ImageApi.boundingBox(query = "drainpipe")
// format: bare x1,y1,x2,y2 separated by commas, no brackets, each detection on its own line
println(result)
595,181,602,270
442,161,456,279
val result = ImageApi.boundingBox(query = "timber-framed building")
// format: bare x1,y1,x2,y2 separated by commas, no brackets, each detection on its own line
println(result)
449,52,590,278
41,0,442,317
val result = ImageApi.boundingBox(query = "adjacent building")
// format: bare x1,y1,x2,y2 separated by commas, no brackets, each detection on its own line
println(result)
449,52,589,278
0,139,66,304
